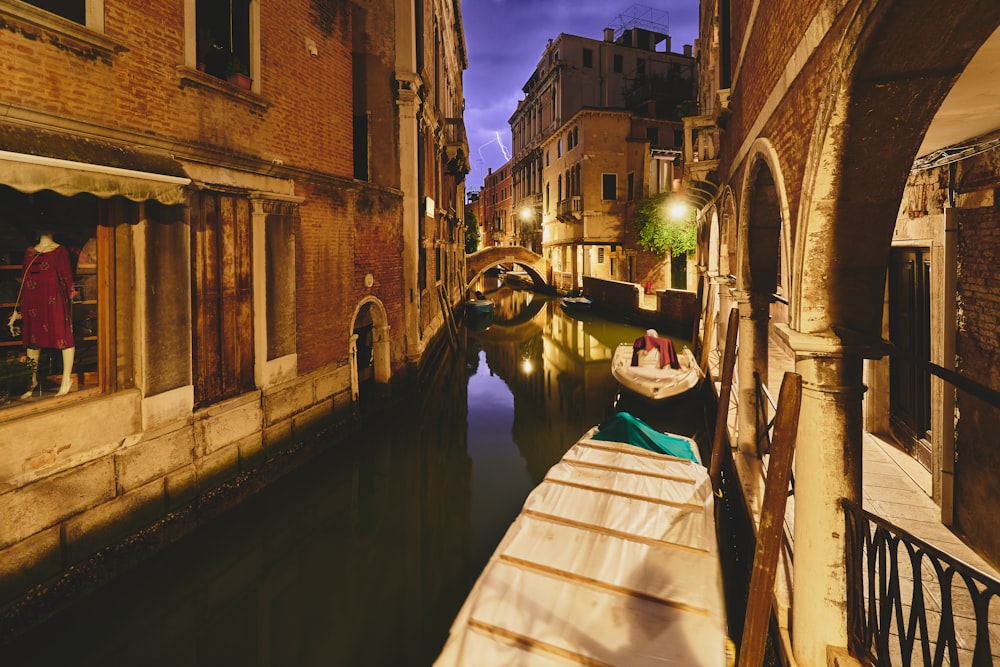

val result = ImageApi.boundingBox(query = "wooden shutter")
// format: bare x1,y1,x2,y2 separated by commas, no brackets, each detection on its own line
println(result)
191,192,254,407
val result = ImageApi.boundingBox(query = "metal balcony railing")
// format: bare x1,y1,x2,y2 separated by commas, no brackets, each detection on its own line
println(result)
843,499,1000,665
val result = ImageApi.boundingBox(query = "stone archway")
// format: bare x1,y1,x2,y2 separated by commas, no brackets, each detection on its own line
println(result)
349,297,391,402
786,4,1000,664
734,142,791,456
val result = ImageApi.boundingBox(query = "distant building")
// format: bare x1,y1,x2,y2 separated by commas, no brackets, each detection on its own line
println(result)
479,162,514,247
509,18,695,287
542,108,685,291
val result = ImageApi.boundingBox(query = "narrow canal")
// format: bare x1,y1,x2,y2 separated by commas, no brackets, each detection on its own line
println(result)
6,286,714,667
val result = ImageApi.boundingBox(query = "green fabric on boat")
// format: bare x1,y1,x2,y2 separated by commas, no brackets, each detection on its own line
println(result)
593,412,699,463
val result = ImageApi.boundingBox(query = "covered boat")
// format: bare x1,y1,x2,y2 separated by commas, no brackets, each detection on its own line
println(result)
434,412,730,666
611,330,702,402
464,290,494,315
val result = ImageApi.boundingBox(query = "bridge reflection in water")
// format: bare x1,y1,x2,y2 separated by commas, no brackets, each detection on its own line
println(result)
4,285,704,667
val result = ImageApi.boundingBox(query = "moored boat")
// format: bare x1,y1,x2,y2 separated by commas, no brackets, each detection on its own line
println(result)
559,295,592,311
463,290,494,315
433,412,731,666
611,330,702,402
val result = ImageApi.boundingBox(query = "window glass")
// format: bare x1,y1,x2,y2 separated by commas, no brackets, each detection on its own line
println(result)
613,54,623,73
197,0,251,81
23,0,85,24
583,48,593,68
602,174,617,200
0,188,102,405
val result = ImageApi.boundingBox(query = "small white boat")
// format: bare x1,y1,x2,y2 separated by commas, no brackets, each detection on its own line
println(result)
559,295,592,310
434,413,731,666
611,332,702,402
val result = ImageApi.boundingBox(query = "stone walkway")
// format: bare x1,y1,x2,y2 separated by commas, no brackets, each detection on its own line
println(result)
760,330,1000,664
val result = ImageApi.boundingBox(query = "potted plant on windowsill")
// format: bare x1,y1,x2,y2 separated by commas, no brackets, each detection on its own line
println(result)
226,56,251,90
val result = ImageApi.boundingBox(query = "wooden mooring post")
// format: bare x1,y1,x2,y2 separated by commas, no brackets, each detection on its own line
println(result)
708,307,740,493
737,371,802,667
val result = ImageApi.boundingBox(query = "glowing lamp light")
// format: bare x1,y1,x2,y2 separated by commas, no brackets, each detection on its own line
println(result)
521,359,534,374
520,207,533,221
668,201,690,220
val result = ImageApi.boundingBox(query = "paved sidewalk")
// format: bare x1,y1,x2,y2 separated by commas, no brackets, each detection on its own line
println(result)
763,332,998,577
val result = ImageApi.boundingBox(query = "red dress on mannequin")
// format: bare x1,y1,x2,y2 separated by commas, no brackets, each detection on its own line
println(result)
20,245,75,349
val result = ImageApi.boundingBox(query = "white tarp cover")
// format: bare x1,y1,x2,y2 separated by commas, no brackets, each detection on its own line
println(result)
435,431,730,666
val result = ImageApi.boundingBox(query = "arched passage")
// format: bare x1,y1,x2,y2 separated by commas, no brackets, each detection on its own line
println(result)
786,4,1000,664
350,297,391,402
735,143,791,456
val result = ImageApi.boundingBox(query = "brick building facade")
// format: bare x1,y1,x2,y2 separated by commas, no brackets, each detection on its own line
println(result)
0,0,467,613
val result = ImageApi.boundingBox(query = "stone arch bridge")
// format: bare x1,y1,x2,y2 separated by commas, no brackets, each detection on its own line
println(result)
465,246,551,293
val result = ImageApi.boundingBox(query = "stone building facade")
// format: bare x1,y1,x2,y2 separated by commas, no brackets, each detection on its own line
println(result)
689,0,1000,664
0,0,467,613
508,22,695,266
541,108,686,292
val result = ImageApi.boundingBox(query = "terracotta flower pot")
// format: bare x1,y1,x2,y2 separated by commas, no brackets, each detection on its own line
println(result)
227,72,251,89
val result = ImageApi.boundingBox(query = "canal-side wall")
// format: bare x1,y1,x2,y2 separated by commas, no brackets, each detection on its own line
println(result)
0,361,357,619
582,276,697,337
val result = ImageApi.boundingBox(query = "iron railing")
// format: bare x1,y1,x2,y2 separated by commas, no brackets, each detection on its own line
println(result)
843,498,1000,666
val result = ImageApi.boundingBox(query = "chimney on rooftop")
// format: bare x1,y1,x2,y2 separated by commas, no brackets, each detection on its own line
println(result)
684,44,692,57
603,27,614,42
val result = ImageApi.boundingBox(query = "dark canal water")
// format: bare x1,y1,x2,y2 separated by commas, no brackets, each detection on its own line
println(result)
5,286,712,667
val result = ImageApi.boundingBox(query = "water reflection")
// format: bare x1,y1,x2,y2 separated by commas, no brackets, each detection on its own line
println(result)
4,286,697,667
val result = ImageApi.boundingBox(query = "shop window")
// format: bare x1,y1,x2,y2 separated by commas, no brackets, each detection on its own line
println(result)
0,188,105,404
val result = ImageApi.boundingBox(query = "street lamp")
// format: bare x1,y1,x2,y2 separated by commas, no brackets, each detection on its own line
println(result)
667,200,690,221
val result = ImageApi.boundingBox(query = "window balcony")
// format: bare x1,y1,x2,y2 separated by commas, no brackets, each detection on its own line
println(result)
443,118,470,177
557,196,582,221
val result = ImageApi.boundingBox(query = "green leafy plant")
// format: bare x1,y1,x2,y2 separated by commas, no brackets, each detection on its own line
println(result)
0,354,36,404
632,192,696,257
465,210,481,254
226,56,249,77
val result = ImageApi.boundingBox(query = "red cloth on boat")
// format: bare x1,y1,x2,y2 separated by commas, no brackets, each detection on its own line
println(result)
631,335,680,369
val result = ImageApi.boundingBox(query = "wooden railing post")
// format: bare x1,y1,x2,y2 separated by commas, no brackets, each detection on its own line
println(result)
738,371,802,667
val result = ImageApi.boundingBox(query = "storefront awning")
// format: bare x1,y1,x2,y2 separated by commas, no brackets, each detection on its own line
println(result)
0,126,191,205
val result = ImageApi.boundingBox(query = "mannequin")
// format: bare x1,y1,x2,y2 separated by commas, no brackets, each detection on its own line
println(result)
19,231,76,398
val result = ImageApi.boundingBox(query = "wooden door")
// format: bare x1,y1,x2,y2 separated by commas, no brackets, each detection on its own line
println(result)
191,193,254,407
888,247,931,450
